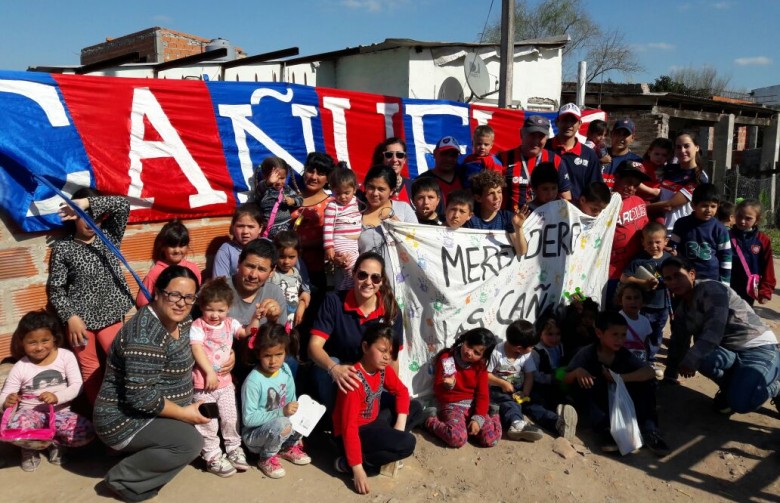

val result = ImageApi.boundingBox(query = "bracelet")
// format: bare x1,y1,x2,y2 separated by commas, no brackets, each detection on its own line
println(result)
327,362,338,376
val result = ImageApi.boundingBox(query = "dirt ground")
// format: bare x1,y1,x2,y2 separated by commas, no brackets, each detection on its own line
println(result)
2,280,779,503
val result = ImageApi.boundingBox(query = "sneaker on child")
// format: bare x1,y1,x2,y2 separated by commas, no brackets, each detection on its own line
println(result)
507,420,543,442
644,430,671,457
279,442,312,465
21,449,40,472
48,444,63,465
258,455,286,478
207,453,238,477
226,447,250,471
555,404,578,442
334,456,350,474
598,430,619,453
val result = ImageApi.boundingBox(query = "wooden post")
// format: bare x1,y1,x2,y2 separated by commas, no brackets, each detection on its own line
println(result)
760,113,780,224
498,0,515,108
712,114,734,186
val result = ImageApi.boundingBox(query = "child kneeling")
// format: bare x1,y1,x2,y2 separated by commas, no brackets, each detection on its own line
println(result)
242,324,311,479
564,311,670,456
333,325,423,495
426,328,502,448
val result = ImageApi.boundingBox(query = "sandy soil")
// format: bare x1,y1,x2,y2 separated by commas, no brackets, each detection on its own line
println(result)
1,281,779,502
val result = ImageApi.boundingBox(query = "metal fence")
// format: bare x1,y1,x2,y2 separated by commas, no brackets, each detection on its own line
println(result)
723,168,778,226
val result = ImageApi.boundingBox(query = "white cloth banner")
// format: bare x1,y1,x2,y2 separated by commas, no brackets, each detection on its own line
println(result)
384,195,621,396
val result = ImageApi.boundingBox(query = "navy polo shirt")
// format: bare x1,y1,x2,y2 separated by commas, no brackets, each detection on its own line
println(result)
546,137,603,200
311,290,404,365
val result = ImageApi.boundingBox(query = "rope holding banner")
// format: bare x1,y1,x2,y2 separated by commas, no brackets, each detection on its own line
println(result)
31,173,153,302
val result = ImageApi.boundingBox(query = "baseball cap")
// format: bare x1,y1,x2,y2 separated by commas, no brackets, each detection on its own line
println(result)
615,159,649,181
558,103,581,120
435,136,461,152
522,115,551,135
613,118,635,135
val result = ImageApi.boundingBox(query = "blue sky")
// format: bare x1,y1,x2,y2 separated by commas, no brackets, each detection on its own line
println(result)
1,0,776,91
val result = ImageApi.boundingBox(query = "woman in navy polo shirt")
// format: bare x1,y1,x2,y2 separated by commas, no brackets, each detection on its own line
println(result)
309,252,403,410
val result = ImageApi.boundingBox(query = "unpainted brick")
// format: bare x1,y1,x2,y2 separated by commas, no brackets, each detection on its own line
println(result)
12,283,48,321
0,333,11,360
0,247,37,280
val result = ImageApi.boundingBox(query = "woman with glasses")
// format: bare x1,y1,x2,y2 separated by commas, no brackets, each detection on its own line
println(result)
47,190,134,405
308,252,403,412
371,137,414,204
94,265,209,502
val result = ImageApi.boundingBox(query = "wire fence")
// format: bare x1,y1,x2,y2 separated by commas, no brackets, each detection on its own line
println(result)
723,168,778,226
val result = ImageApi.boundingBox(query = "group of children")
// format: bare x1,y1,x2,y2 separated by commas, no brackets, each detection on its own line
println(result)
1,113,777,495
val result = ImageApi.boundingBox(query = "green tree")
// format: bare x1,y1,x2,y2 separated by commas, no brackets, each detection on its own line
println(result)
482,0,642,83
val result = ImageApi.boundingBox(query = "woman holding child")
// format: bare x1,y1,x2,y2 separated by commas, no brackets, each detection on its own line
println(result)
661,257,780,415
94,266,209,502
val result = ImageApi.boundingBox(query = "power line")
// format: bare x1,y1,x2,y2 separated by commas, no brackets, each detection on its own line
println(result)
479,0,497,43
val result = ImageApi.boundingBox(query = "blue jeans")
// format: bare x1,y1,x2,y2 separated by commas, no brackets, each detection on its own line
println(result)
243,416,300,459
312,357,340,412
697,343,780,413
642,306,669,360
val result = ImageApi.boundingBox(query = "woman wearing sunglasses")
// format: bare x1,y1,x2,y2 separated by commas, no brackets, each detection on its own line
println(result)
371,137,414,204
308,252,403,412
94,265,210,502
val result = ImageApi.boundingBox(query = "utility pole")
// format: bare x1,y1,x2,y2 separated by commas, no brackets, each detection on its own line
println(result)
498,0,514,108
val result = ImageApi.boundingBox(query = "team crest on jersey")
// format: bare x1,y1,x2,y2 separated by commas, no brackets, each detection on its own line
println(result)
751,244,761,254
574,158,582,165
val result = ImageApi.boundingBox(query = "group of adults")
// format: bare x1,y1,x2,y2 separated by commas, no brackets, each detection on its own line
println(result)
44,115,777,501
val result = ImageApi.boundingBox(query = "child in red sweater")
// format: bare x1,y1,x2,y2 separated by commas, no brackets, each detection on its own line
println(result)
425,328,501,448
332,325,423,494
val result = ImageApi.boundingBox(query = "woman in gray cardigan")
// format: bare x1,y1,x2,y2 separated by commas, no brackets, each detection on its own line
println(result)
94,265,208,502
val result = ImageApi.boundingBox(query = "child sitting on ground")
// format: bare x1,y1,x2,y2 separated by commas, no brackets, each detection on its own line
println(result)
443,189,474,230
191,278,259,477
564,311,670,456
411,176,443,225
620,221,671,363
333,325,423,494
0,311,94,471
562,297,600,360
426,328,502,448
670,183,732,285
322,166,361,289
528,315,578,440
487,320,544,442
255,156,303,238
242,324,311,479
615,283,653,365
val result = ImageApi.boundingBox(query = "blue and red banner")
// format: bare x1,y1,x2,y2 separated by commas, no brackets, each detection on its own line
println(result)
0,70,604,232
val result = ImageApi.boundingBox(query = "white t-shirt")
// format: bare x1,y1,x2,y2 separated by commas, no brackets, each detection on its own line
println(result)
620,310,652,360
488,342,537,388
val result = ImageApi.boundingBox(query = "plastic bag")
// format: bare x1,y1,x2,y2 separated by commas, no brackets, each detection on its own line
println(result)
607,370,643,455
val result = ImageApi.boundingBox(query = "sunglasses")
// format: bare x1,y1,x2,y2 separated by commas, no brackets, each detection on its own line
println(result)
356,270,383,284
383,151,407,160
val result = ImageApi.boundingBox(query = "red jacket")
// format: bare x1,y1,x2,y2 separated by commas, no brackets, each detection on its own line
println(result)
433,349,489,418
333,362,410,467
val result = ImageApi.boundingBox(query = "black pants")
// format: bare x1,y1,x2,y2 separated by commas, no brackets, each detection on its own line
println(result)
337,399,423,473
572,379,658,434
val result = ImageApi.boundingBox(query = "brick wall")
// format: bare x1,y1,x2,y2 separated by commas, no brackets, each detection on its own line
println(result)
81,27,160,65
597,108,669,156
0,212,232,360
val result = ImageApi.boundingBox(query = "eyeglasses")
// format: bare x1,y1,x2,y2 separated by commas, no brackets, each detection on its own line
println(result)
383,151,407,160
355,271,383,284
160,290,198,305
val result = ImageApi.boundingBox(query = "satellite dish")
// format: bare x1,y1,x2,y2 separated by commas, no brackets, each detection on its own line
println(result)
464,52,490,99
438,76,465,102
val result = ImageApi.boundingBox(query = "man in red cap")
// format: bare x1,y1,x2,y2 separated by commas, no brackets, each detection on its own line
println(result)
416,136,468,206
546,103,603,201
496,115,571,210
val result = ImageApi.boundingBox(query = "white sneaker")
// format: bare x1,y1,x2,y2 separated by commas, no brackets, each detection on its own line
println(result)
555,404,578,442
207,454,237,478
507,420,543,442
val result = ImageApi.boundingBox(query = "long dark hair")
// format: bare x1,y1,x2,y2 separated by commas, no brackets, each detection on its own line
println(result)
152,219,190,262
363,164,398,193
352,252,398,323
242,323,299,367
442,327,498,364
371,137,407,166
